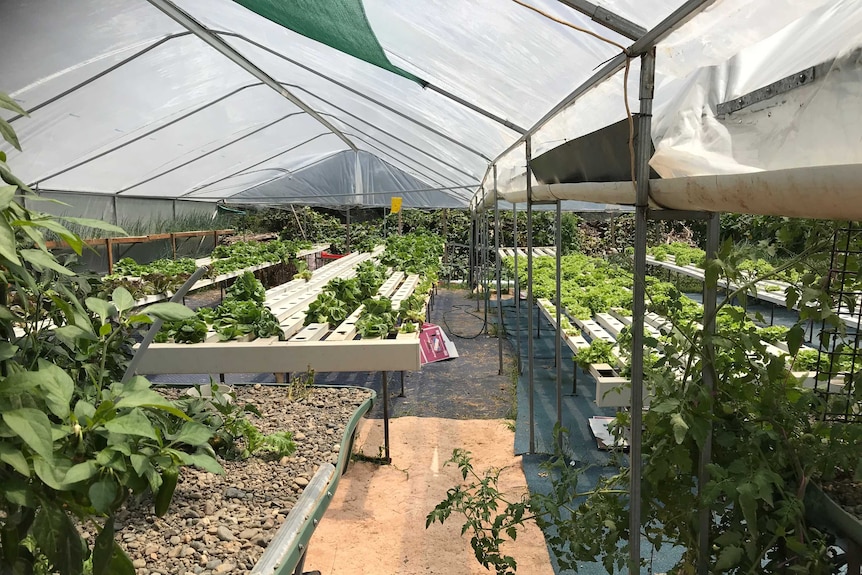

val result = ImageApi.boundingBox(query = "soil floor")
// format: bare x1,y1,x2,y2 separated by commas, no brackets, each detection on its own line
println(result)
304,417,554,575
303,289,554,574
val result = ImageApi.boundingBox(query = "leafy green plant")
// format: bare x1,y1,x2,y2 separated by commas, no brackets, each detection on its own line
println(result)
397,292,426,324
356,297,398,338
572,338,615,371
287,366,316,402
756,324,790,344
427,449,527,575
0,106,224,573
156,272,283,342
177,383,296,460
379,233,445,275
304,291,351,327
226,270,266,303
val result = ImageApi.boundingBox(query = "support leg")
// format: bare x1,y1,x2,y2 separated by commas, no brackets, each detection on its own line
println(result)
571,361,577,395
536,305,541,338
399,370,405,398
382,371,391,463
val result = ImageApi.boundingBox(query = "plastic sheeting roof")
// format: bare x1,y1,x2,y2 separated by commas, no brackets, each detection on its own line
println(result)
2,0,860,210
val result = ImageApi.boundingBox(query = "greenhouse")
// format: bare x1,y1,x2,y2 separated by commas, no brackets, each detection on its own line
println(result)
1,0,861,574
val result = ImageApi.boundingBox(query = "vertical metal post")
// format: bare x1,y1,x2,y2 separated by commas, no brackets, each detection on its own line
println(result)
629,49,656,572
483,204,491,331
442,209,449,283
697,212,720,574
112,195,119,226
494,166,504,375
468,213,475,292
475,212,481,311
382,371,391,463
526,137,536,455
513,202,522,374
555,201,563,447
399,370,406,398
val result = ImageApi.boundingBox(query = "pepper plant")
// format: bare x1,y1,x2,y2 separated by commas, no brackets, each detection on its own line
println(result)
0,97,222,575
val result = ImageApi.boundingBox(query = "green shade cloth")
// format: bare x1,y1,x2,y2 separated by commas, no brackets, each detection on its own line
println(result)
233,0,425,85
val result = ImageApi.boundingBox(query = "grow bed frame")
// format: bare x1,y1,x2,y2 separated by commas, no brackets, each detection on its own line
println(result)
132,243,329,307
646,253,861,329
133,247,429,376
537,297,845,409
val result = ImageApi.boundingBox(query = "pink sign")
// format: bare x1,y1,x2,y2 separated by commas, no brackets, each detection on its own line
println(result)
418,323,458,364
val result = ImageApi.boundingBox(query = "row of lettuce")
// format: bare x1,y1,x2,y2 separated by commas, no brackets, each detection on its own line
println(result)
155,233,443,344
648,241,801,286
102,239,314,298
502,251,836,374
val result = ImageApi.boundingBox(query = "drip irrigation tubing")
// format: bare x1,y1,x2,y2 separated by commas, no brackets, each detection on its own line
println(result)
442,303,488,339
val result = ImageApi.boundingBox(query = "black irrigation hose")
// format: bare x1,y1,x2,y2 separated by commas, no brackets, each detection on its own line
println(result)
442,303,488,339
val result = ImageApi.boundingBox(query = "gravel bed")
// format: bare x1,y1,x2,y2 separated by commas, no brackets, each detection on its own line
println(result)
821,475,862,521
101,385,372,575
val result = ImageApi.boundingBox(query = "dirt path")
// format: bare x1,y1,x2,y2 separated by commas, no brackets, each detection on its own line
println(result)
304,417,554,575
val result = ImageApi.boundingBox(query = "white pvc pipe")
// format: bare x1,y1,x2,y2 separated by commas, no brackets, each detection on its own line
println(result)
488,163,862,221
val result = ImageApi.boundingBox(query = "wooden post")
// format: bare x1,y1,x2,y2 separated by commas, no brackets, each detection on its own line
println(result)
171,233,177,259
106,238,114,275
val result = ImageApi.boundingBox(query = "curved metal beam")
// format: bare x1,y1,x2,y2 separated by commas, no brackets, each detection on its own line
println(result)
179,133,338,198
216,31,493,162
283,82,480,182
7,31,194,123
340,132,451,190
32,82,265,187
423,83,527,134
117,112,305,194
221,185,474,205
331,124,466,189
145,0,357,151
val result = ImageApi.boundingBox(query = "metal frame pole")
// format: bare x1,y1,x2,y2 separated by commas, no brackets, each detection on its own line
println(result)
513,202,522,374
555,201,563,447
526,137,536,455
475,211,481,312
382,371,391,463
495,166,504,375
697,212,720,573
629,49,656,572
483,204,491,330
468,213,475,291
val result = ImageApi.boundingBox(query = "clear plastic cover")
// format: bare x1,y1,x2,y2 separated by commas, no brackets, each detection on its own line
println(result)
2,0,860,213
651,0,862,177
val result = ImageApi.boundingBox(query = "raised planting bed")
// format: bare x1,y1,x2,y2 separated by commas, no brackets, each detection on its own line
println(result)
103,241,327,306
106,385,373,574
136,263,432,376
806,476,862,572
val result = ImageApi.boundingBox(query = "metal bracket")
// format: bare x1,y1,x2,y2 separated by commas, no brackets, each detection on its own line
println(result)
717,62,830,116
